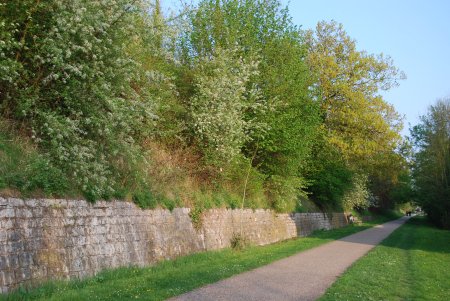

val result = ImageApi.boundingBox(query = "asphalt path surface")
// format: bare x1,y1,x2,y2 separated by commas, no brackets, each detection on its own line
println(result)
168,216,410,301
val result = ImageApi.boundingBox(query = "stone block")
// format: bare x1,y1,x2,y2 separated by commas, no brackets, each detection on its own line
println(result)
0,270,14,286
0,208,15,219
69,257,83,272
19,253,33,268
7,232,21,243
0,232,7,243
25,199,38,208
8,255,19,270
0,245,8,256
0,256,8,270
14,267,31,282
15,208,33,219
8,198,25,207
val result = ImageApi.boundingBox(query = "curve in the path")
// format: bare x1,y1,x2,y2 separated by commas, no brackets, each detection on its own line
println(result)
168,216,410,301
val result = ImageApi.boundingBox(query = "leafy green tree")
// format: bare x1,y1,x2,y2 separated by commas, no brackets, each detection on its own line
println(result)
303,20,409,211
304,20,405,169
183,0,320,209
388,169,414,205
306,134,353,210
369,143,411,209
342,173,370,212
411,98,450,228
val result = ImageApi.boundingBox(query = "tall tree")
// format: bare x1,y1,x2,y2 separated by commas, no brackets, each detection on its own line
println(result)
411,98,450,228
304,21,405,169
182,0,320,211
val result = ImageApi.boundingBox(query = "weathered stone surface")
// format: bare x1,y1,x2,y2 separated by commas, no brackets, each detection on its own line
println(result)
0,197,347,293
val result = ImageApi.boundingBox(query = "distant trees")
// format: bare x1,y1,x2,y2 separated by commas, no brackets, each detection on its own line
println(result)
411,98,450,228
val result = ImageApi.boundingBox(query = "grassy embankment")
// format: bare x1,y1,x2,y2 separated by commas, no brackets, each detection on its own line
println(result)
0,126,74,199
0,124,319,212
320,217,450,301
1,215,397,301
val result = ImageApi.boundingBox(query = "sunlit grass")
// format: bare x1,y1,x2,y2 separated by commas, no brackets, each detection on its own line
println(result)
320,217,450,301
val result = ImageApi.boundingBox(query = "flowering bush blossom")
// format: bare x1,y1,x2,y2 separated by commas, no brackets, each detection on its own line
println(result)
342,174,371,211
190,47,266,165
0,0,155,199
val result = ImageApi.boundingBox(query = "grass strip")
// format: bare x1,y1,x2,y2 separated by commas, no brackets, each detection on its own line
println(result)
3,215,396,301
320,217,450,301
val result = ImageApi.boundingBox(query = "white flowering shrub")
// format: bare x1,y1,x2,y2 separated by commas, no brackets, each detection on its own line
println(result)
190,48,266,165
0,0,155,200
342,174,371,212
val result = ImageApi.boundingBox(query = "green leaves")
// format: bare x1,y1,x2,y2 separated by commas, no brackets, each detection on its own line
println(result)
0,1,409,212
411,98,450,228
190,47,263,166
305,20,404,168
0,0,156,199
182,0,321,207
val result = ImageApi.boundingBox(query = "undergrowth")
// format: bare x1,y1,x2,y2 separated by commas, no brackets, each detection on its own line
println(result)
0,124,73,198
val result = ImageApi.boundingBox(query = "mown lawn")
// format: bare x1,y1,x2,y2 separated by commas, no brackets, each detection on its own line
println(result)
320,217,450,301
2,215,395,301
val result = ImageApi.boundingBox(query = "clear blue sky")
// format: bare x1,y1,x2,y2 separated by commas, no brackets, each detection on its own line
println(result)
163,0,450,136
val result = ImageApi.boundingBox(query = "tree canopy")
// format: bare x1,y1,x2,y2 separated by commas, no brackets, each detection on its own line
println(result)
305,21,404,169
411,98,450,228
0,0,410,214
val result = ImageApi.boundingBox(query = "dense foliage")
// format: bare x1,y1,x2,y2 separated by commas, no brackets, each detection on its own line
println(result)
0,0,409,213
0,0,156,200
411,98,450,228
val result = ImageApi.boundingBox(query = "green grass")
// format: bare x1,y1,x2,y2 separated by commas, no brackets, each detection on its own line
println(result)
2,215,396,301
320,217,450,301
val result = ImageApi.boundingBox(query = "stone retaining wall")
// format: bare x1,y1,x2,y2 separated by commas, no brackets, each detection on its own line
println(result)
0,197,346,293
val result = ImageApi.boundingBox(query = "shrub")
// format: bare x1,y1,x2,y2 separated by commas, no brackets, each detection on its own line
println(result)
132,190,158,209
342,174,371,212
230,233,249,250
0,125,71,197
189,206,204,230
0,0,156,200
266,175,306,213
190,47,265,167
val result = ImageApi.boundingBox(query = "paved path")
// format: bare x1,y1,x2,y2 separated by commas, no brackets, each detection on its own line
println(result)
169,216,410,301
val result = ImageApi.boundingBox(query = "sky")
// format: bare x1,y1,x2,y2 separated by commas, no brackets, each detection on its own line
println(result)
163,0,450,136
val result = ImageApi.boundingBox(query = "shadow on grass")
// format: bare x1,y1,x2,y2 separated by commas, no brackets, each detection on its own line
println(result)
377,216,450,254
319,215,450,301
335,216,450,254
